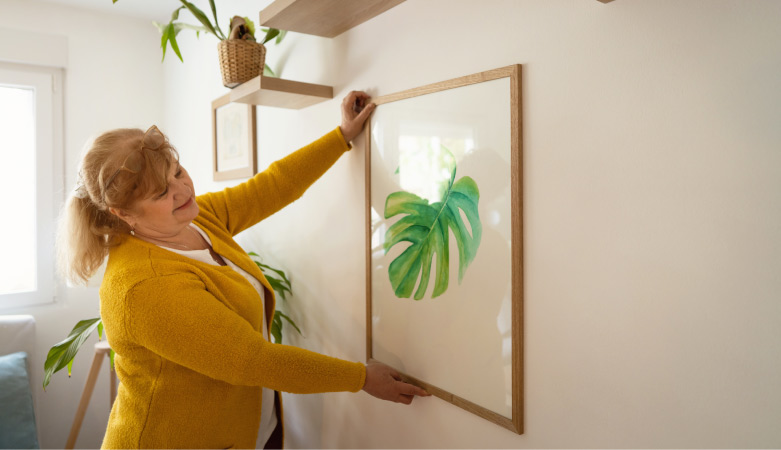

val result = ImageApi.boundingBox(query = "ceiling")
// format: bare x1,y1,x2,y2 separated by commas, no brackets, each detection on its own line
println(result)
30,0,187,23
30,0,278,29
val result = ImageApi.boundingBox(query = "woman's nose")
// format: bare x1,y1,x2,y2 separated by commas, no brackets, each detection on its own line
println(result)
170,178,191,197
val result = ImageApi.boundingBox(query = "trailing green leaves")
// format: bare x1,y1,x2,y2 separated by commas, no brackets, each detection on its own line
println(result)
207,0,222,38
259,28,286,46
249,252,292,300
271,311,301,344
260,28,280,45
384,147,482,300
115,1,288,66
180,0,224,40
248,252,302,343
271,315,283,344
171,4,183,21
160,22,183,62
43,318,102,390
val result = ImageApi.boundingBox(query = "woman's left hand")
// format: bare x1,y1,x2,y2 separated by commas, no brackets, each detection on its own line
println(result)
340,90,376,144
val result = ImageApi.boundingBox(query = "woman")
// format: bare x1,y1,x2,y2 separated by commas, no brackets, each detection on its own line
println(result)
59,91,428,449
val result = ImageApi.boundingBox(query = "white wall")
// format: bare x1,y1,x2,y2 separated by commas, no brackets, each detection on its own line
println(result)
163,0,781,447
4,0,780,448
0,1,164,448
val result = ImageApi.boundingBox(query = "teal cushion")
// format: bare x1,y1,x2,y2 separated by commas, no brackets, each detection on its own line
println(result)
0,352,39,449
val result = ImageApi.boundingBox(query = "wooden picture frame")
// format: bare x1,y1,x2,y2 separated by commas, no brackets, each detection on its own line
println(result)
365,64,523,434
212,92,257,181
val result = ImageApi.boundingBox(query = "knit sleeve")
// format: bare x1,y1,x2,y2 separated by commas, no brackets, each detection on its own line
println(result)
197,127,351,236
123,273,366,394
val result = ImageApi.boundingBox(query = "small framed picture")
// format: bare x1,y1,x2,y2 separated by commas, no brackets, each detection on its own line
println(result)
212,92,257,181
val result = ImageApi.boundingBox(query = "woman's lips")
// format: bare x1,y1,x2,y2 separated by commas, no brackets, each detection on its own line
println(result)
175,197,193,211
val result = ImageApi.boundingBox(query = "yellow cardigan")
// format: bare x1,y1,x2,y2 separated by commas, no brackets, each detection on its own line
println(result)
100,128,366,449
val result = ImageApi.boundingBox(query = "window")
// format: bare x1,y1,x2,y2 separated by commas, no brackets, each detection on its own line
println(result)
0,64,63,309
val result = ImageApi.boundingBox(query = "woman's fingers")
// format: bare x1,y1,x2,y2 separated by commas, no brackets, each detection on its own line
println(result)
397,394,414,405
395,379,431,404
363,361,430,405
388,366,402,381
340,90,376,143
354,101,376,122
342,91,356,111
400,381,430,398
342,90,370,116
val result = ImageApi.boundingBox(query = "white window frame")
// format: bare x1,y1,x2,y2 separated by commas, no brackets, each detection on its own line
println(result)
0,63,64,310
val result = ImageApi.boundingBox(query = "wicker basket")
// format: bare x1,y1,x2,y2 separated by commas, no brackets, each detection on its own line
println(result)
217,39,266,88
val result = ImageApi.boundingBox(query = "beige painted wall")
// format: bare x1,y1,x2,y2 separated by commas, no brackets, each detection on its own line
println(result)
4,0,780,448
162,0,781,447
163,0,780,447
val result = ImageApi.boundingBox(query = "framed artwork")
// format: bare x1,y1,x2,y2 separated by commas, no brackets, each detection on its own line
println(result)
365,65,523,433
212,92,257,181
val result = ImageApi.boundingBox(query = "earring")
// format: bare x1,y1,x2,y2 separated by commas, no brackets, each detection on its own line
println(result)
130,227,135,236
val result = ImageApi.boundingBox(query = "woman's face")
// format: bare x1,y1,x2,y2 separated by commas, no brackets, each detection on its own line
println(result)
126,163,199,238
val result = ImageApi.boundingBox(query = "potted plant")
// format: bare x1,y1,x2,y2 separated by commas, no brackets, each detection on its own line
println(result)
43,257,301,389
115,0,288,87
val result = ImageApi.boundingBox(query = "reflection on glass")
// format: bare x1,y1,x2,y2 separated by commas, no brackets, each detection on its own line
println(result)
497,288,513,411
397,134,475,203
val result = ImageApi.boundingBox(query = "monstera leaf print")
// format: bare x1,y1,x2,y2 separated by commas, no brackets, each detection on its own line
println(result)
383,147,481,300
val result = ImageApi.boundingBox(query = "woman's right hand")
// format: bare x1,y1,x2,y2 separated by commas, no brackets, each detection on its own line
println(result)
340,91,376,143
362,361,430,405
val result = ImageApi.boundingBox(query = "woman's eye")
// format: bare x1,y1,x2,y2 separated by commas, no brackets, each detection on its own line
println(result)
176,170,183,177
157,188,168,199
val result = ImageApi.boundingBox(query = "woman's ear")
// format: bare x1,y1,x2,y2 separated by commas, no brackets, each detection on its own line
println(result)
108,207,135,228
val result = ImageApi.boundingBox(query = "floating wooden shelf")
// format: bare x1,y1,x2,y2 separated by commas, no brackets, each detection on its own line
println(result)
234,0,403,107
259,0,406,38
229,75,333,109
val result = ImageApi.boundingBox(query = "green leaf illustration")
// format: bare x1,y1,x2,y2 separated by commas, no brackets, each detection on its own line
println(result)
383,147,481,300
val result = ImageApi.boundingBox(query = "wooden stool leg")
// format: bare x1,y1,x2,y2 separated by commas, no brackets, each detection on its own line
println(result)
110,365,117,407
65,350,105,449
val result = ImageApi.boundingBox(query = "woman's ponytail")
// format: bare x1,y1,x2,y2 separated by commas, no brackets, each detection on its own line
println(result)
57,193,127,285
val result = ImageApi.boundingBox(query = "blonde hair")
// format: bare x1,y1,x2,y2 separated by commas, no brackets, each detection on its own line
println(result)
58,127,179,284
